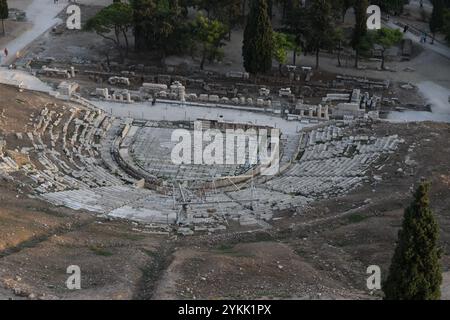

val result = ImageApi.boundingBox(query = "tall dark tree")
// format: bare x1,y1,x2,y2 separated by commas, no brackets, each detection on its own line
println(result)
332,0,353,22
0,0,8,36
384,182,442,300
242,0,274,74
284,0,335,69
351,0,368,68
430,0,445,44
283,4,308,65
131,0,157,51
131,0,190,62
304,0,335,69
443,9,450,44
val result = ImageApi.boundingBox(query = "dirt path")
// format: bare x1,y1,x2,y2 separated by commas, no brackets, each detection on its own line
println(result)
133,243,175,300
150,248,192,300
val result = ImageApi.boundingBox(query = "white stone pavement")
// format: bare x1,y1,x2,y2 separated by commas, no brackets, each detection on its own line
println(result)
92,100,312,135
0,67,53,92
388,81,450,123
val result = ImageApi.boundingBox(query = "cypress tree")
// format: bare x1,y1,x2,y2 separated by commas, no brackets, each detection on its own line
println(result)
242,0,274,75
383,182,442,300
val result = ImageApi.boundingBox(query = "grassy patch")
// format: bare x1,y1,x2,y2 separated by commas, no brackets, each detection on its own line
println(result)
121,233,146,241
141,248,158,258
213,244,253,257
215,243,234,252
347,213,368,224
25,205,66,217
294,248,309,257
249,232,273,243
254,290,293,299
90,246,114,257
213,244,236,255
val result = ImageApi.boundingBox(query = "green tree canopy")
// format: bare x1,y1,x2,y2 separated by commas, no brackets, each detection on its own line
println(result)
191,14,228,69
369,27,403,69
272,32,296,68
84,2,134,61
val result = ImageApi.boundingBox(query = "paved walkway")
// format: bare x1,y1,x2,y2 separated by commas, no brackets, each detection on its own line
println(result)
385,20,450,60
1,0,64,66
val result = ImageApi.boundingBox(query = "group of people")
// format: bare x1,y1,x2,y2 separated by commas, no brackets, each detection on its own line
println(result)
420,33,429,44
403,24,431,44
